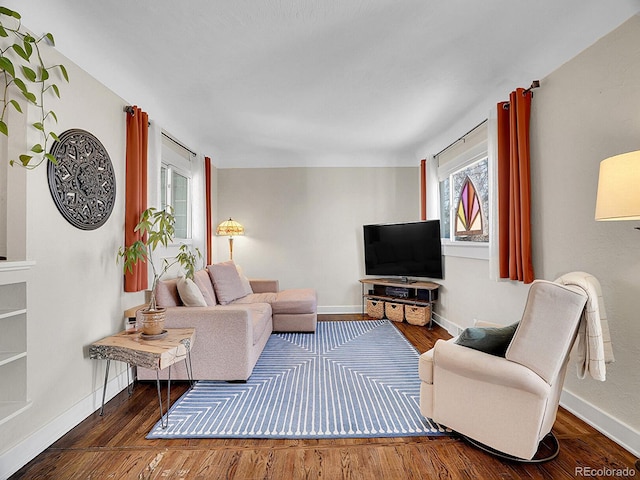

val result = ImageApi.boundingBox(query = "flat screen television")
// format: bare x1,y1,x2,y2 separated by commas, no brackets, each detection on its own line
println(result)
363,220,443,280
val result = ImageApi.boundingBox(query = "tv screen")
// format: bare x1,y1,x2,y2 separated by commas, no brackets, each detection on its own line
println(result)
363,220,443,280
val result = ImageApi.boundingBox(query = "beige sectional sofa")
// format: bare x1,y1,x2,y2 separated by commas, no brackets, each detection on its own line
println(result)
137,261,317,381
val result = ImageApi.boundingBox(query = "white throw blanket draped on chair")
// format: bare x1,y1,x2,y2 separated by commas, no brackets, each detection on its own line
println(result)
555,272,615,381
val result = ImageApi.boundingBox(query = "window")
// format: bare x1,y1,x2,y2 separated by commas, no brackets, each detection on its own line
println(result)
160,133,194,240
160,164,191,239
432,120,492,260
439,156,489,242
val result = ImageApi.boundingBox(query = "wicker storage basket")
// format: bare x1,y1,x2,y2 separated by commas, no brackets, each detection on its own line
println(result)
385,302,405,322
405,305,431,326
366,299,385,319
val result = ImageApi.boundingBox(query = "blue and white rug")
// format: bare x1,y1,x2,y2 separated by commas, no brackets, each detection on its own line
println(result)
148,320,451,439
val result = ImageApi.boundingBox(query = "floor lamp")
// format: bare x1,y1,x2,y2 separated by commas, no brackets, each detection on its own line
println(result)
595,150,640,223
216,218,244,260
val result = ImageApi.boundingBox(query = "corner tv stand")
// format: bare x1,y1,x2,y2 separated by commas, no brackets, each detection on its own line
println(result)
360,277,439,327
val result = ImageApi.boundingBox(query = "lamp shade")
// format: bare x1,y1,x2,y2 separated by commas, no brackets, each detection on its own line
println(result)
595,150,640,221
216,218,244,236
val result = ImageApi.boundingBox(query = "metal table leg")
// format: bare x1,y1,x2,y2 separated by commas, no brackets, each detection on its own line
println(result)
185,349,194,388
156,365,173,429
99,359,111,416
155,342,194,429
126,364,134,396
100,360,135,416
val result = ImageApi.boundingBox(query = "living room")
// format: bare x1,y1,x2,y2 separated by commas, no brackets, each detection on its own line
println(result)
1,1,639,478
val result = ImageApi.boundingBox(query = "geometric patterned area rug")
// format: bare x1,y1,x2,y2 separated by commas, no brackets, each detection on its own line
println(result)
147,320,452,439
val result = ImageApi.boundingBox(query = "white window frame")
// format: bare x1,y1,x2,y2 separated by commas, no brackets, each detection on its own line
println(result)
161,163,192,241
160,133,195,243
433,127,493,260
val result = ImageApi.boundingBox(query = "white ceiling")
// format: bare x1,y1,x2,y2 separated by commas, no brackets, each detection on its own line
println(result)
5,0,640,167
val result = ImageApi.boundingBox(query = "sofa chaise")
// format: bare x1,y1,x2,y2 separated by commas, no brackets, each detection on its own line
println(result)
136,260,317,381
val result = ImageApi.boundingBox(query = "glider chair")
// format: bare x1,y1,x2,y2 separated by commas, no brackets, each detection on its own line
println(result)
419,280,588,461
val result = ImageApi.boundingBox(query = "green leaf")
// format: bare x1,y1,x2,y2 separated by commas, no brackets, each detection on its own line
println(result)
32,122,44,131
48,110,58,123
13,77,27,93
39,67,49,81
45,33,55,45
23,39,33,58
21,66,36,82
49,131,60,142
0,56,15,77
0,26,8,37
9,99,22,112
0,121,7,136
0,7,20,19
12,44,29,61
51,84,60,98
31,144,43,153
59,64,69,82
19,154,32,167
44,153,57,165
22,91,36,103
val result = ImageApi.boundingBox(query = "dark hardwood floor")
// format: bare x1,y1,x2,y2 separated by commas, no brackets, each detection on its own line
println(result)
10,315,639,479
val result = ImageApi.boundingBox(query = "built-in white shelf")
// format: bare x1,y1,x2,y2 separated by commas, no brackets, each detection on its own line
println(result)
0,263,32,425
0,401,32,427
0,351,26,367
0,260,35,273
0,308,27,320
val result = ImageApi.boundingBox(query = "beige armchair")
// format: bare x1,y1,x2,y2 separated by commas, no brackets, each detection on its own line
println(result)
419,280,588,461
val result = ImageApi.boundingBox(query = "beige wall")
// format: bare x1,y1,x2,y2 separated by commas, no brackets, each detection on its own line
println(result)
0,34,143,475
216,167,419,311
434,16,640,453
534,16,640,442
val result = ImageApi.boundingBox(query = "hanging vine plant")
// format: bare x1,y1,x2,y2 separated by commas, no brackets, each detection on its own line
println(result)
0,6,69,168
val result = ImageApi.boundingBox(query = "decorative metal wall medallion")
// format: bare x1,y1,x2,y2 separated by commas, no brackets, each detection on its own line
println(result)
47,129,116,230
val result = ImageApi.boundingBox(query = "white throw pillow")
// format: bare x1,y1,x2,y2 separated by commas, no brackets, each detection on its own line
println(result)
177,276,207,307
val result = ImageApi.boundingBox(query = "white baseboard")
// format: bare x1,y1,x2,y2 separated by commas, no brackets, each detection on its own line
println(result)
0,370,130,480
317,305,361,314
560,389,640,458
431,311,463,336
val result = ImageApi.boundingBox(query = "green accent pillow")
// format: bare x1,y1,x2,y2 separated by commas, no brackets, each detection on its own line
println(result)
454,323,519,357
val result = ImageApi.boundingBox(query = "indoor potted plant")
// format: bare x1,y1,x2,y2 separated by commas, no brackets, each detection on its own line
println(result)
118,207,201,335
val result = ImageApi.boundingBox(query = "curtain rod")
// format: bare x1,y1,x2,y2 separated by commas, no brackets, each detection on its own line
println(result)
524,79,540,94
161,132,197,157
435,80,540,157
434,119,488,158
123,105,197,157
501,80,541,110
123,105,151,126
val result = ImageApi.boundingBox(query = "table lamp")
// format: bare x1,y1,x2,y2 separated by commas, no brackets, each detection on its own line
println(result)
216,218,244,259
595,150,640,223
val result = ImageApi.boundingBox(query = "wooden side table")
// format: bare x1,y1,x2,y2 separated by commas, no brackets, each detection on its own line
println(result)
89,328,195,428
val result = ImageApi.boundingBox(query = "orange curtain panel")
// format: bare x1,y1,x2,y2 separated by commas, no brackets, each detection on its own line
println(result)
205,156,213,266
124,106,149,292
420,159,427,221
497,88,534,284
